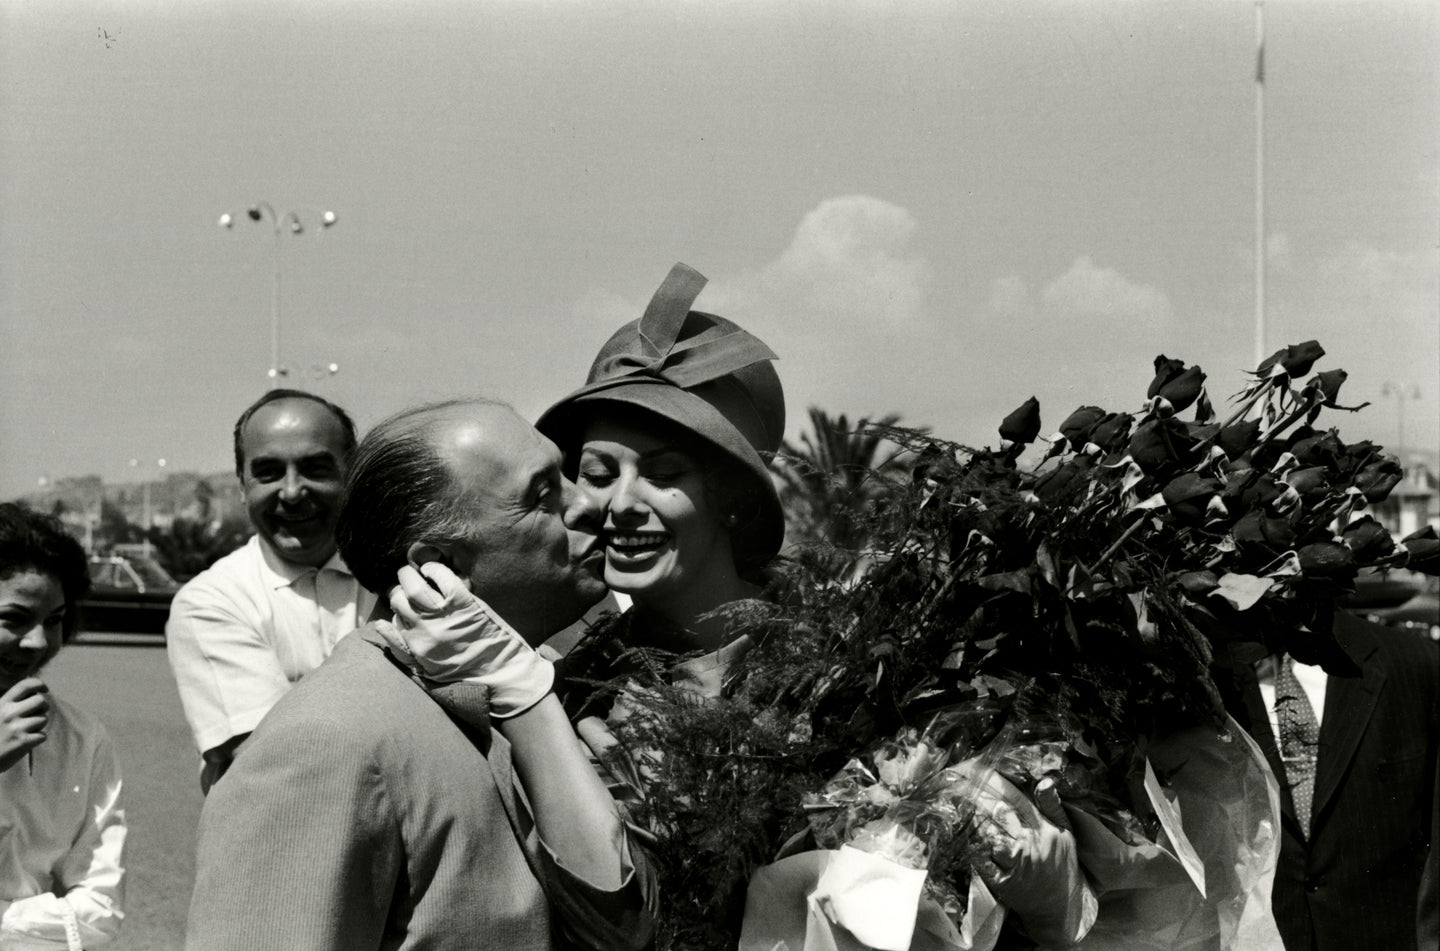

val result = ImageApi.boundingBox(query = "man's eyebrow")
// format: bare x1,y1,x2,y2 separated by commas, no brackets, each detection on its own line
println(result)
249,450,337,467
524,465,559,497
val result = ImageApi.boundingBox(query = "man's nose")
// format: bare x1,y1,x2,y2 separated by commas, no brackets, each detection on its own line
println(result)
562,476,603,529
278,468,305,502
18,622,50,652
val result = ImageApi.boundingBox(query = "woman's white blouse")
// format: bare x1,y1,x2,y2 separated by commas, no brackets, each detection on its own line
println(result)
0,694,126,950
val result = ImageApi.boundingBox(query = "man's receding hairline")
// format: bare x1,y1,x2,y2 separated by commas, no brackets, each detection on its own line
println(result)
428,404,530,498
378,396,510,434
366,398,516,515
243,396,348,434
237,394,355,475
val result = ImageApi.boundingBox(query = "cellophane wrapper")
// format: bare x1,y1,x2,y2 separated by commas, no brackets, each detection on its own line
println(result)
740,694,1284,951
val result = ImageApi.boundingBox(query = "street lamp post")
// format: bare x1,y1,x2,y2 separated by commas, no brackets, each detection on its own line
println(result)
1380,382,1421,456
128,458,167,557
302,361,341,383
219,203,338,388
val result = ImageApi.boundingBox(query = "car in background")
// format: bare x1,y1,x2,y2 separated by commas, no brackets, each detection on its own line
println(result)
1345,568,1440,642
78,553,179,636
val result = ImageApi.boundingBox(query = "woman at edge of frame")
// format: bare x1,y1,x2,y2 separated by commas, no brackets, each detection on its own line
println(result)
0,502,127,951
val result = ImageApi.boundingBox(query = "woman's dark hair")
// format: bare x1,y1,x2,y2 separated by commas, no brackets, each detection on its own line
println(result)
0,502,91,642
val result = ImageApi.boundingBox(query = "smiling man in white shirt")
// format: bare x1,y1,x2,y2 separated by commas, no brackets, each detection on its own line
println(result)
165,389,376,792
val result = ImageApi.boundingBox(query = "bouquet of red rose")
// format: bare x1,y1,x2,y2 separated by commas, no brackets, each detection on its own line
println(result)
578,340,1435,950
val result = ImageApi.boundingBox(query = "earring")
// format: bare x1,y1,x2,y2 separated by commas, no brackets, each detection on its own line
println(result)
724,512,740,528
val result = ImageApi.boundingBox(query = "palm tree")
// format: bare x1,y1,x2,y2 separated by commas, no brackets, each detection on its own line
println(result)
773,407,918,578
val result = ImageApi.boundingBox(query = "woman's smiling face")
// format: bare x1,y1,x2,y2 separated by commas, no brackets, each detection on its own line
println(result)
576,416,737,613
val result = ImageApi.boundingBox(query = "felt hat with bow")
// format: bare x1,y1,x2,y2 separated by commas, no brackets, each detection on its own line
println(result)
536,263,786,567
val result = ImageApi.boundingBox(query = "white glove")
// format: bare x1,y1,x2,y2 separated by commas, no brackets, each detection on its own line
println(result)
381,562,555,718
960,763,1099,947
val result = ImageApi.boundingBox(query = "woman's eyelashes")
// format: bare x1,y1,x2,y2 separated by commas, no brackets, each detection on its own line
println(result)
639,451,696,485
577,448,697,497
578,464,610,484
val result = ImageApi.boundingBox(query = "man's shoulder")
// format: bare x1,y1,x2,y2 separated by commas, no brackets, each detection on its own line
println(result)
241,628,476,777
258,627,425,727
174,537,266,601
1338,610,1438,665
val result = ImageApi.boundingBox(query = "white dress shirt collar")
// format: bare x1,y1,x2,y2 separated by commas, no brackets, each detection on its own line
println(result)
255,536,355,591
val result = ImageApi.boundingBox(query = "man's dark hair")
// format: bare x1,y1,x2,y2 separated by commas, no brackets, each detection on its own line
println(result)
232,388,358,479
335,399,499,594
0,502,91,642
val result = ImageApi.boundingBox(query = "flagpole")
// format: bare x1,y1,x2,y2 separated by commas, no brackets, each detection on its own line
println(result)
1254,0,1267,367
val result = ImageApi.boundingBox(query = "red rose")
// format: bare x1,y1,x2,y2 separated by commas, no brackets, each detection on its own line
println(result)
1256,340,1325,378
1218,419,1262,460
1147,358,1206,412
1354,458,1403,503
1290,431,1345,468
1313,369,1348,405
1058,406,1107,450
1032,456,1095,504
1298,541,1357,580
1234,509,1297,550
1147,356,1187,398
1162,472,1223,524
1284,466,1331,498
1239,472,1284,509
1089,413,1134,453
1401,526,1439,575
1340,516,1394,563
1158,366,1206,413
1128,418,1195,476
999,397,1042,446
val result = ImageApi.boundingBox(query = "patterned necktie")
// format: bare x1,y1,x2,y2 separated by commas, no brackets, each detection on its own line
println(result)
1275,654,1320,837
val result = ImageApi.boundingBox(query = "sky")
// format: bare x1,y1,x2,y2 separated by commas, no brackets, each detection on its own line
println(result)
3,0,1436,500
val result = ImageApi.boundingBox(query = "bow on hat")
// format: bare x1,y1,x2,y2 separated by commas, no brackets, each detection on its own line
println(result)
589,263,778,390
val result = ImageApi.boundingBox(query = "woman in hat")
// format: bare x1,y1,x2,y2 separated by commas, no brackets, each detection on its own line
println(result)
534,265,1102,947
0,503,126,949
534,262,787,683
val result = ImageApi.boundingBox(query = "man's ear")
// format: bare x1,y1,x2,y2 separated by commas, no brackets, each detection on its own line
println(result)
406,542,450,571
405,541,475,594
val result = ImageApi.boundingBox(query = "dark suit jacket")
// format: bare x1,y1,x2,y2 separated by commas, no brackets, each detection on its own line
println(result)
1219,612,1438,951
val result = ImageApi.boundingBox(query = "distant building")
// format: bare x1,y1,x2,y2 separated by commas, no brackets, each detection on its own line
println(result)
1372,453,1440,540
18,470,241,553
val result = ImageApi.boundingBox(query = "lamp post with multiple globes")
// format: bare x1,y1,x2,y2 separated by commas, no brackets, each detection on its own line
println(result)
128,457,167,557
1380,382,1421,457
218,203,337,388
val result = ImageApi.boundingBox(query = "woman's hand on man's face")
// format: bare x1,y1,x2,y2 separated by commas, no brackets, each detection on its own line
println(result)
380,562,556,718
0,677,50,773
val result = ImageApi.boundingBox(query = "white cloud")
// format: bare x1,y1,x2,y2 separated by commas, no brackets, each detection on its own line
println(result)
987,274,1031,315
1310,243,1434,310
1039,255,1174,325
720,195,930,328
1267,240,1438,450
